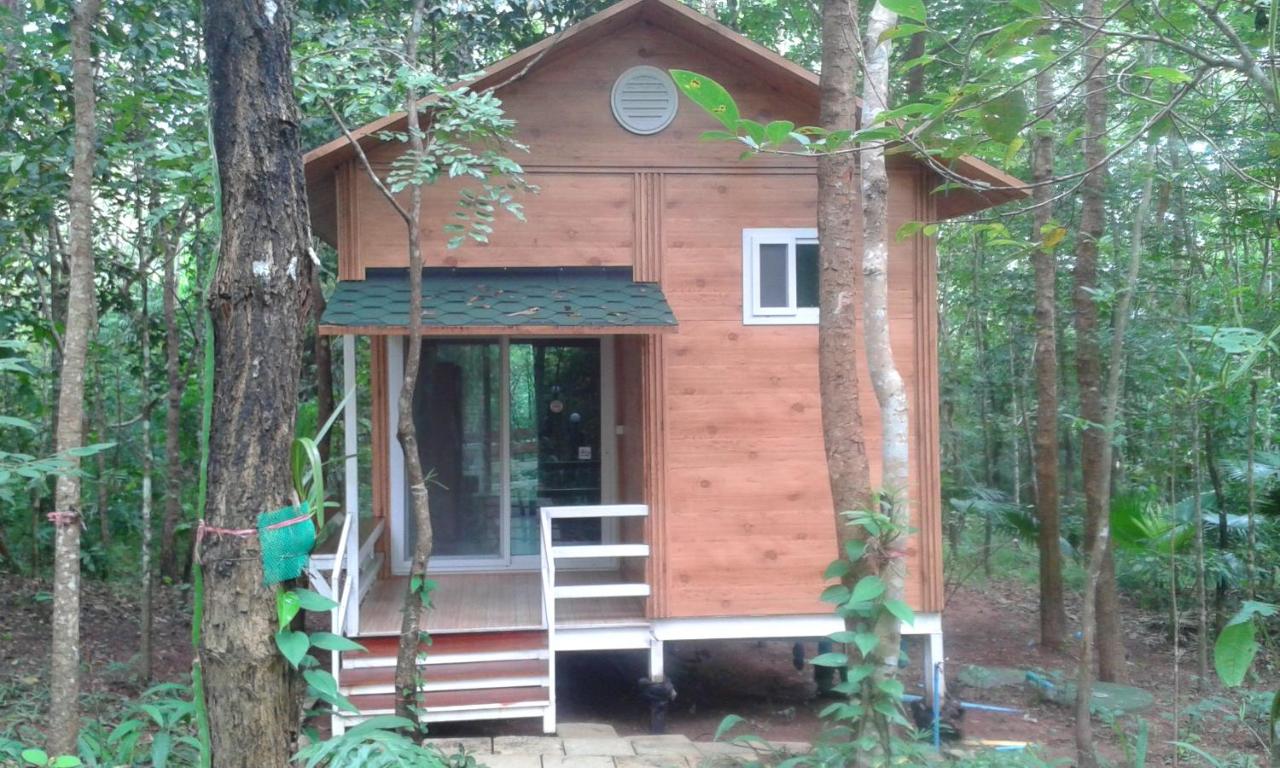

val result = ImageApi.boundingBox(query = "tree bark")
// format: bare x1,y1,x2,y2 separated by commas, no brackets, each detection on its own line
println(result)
393,0,434,722
816,0,872,590
1073,0,1110,759
860,0,912,727
138,239,155,684
1030,11,1066,650
48,0,101,753
160,235,187,580
1203,420,1227,631
200,0,312,761
1191,393,1209,688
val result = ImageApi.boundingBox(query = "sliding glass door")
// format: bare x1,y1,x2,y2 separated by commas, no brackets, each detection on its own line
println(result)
395,337,613,572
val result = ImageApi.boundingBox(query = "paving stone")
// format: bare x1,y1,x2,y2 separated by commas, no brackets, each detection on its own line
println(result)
494,736,566,756
558,723,620,738
563,737,636,757
424,736,494,755
541,756,617,768
615,755,692,768
479,755,544,768
629,735,699,757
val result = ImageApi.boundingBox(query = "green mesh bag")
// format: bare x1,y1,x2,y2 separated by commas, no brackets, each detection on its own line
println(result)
258,503,315,585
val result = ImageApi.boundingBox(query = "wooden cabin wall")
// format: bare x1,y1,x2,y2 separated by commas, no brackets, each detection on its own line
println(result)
657,169,940,618
339,16,944,617
615,337,649,592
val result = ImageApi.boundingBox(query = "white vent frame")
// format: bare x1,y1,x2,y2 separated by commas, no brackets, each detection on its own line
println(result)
610,65,679,136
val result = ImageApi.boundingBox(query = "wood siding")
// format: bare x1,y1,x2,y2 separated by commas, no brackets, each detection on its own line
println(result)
345,17,944,618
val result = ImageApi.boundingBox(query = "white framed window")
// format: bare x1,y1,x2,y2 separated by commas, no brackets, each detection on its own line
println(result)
742,228,820,325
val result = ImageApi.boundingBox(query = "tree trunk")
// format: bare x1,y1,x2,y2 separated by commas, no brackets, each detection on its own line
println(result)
138,243,155,684
1246,381,1257,598
1030,14,1066,650
1203,421,1227,631
1072,0,1109,759
200,0,312,761
816,0,872,596
860,0,911,716
47,0,101,753
1191,394,1209,689
160,236,187,580
393,0,433,722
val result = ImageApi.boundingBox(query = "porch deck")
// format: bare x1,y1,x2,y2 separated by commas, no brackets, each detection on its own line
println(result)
358,570,647,636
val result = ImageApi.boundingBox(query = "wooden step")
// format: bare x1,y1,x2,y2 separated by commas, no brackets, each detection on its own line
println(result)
347,686,551,715
339,659,549,694
343,630,548,669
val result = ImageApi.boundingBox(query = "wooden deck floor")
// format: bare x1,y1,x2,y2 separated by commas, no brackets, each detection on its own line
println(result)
358,570,646,636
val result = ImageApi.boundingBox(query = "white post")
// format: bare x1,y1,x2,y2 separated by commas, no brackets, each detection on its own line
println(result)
923,631,945,700
343,334,360,635
648,635,665,682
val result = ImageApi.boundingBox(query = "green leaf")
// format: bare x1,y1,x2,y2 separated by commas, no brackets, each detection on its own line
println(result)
274,629,311,669
292,587,338,612
876,677,905,699
277,590,301,630
304,669,359,714
151,730,172,768
828,630,858,643
896,221,924,242
882,599,915,625
309,632,366,652
852,632,880,658
979,90,1028,145
21,749,49,766
1140,66,1192,84
844,540,866,562
0,415,37,432
764,120,796,146
714,714,746,741
1214,620,1257,687
820,584,851,604
669,70,740,130
848,575,886,604
879,0,927,23
823,559,851,579
810,652,849,668
51,758,82,768
1226,600,1277,626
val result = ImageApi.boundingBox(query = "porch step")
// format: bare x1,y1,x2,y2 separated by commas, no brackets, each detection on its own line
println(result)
554,583,650,599
339,659,550,695
345,686,552,717
342,630,549,669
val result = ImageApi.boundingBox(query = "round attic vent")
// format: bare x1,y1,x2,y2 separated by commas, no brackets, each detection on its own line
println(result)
610,65,679,135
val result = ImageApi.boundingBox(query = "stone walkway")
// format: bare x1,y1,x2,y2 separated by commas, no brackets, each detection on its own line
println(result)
424,724,811,768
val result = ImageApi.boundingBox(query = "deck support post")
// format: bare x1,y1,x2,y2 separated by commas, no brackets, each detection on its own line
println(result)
922,630,945,700
648,636,664,682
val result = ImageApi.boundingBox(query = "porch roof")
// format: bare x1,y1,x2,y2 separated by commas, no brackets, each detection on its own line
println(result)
319,267,678,336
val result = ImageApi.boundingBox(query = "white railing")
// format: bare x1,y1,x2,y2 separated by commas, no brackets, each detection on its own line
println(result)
538,506,557,732
539,504,651,604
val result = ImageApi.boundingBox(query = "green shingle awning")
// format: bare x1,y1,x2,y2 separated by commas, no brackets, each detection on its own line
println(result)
320,268,677,335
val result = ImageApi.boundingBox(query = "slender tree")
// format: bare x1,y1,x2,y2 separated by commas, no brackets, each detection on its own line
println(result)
1073,0,1112,757
200,0,313,760
47,0,101,753
161,231,187,580
1030,5,1066,651
816,0,873,611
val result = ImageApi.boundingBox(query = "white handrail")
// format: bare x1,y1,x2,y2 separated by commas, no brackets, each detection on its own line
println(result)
539,506,557,731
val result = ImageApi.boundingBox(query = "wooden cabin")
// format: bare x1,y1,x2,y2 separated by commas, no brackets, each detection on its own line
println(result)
302,0,1022,734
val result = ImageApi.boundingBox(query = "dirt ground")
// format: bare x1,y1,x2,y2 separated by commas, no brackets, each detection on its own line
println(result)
0,573,1273,764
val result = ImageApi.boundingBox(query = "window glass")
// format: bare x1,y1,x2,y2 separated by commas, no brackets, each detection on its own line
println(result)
758,243,790,308
795,242,820,309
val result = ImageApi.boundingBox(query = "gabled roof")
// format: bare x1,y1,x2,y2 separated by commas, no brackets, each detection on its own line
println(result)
303,0,1026,218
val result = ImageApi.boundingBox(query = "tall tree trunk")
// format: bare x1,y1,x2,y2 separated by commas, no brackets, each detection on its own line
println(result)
1246,381,1257,598
393,0,433,722
1203,421,1227,631
860,0,911,724
200,0,312,761
816,0,873,627
1191,393,1209,689
138,244,154,684
1072,0,1110,758
1030,14,1066,650
47,0,101,754
160,237,187,580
